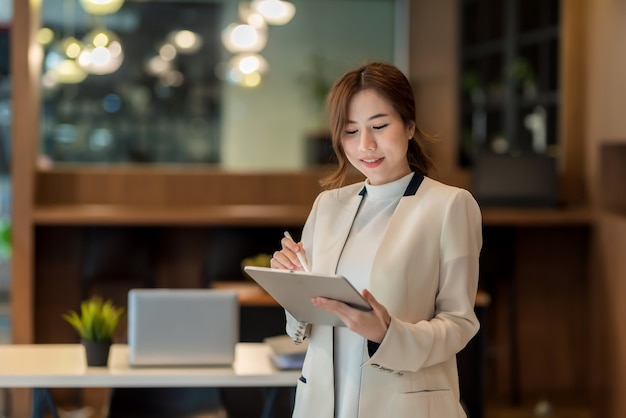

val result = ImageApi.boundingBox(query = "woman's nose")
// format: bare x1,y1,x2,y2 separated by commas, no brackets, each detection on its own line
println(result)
359,130,376,151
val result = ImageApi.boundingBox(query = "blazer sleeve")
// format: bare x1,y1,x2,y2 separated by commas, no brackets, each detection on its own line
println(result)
284,192,323,342
285,311,311,343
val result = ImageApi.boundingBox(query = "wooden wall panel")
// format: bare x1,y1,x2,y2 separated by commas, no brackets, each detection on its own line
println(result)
515,227,591,398
34,167,364,207
10,0,40,345
408,0,470,190
585,1,626,415
560,0,588,205
590,214,626,418
598,143,626,214
10,0,42,415
480,226,591,404
34,227,83,344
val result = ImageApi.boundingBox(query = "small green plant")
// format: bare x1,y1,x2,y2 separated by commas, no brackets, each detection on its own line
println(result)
241,253,272,281
63,296,125,342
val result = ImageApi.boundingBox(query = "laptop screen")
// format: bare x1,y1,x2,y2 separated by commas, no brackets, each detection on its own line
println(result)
127,289,239,367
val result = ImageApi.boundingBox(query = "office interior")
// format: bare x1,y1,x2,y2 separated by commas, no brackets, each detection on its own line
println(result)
1,0,626,417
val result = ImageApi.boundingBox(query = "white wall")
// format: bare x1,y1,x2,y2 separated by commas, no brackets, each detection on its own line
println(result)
0,0,10,25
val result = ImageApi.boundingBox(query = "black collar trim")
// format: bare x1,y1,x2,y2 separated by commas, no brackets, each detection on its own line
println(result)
358,172,424,197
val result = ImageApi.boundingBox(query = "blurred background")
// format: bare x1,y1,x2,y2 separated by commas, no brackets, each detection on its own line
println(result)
3,0,626,418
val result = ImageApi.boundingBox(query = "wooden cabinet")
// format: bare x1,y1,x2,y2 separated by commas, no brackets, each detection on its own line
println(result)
598,143,626,217
589,142,626,418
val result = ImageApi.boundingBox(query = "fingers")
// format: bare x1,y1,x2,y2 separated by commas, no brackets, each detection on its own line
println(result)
281,236,302,253
270,248,299,270
312,291,391,343
270,237,305,270
311,296,362,331
270,250,294,270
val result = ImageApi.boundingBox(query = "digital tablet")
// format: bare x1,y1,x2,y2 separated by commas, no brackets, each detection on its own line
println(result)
243,266,372,327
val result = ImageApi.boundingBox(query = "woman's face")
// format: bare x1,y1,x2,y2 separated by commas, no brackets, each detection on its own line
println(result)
340,89,415,185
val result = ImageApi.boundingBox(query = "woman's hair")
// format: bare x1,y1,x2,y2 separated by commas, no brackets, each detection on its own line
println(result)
320,62,435,189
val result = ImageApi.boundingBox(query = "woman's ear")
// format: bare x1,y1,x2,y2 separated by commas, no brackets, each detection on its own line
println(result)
407,121,416,140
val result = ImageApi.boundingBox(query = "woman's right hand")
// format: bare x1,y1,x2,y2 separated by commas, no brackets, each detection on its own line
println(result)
270,235,308,271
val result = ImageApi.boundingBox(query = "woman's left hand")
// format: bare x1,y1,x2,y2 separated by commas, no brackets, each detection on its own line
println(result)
312,289,391,343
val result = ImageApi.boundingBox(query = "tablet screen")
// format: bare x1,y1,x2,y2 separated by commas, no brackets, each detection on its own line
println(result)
243,266,372,327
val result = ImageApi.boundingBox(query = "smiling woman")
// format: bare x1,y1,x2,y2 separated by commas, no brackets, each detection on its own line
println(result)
38,0,401,169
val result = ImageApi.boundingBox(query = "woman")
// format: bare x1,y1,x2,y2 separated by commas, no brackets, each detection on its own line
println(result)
270,62,482,418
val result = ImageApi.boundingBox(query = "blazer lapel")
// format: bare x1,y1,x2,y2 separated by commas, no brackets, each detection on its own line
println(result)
369,173,426,296
318,191,364,275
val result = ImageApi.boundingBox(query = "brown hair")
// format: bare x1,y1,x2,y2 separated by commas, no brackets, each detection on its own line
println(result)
320,62,435,189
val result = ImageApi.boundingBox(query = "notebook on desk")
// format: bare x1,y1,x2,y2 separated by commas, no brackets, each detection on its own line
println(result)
264,335,307,370
127,289,239,367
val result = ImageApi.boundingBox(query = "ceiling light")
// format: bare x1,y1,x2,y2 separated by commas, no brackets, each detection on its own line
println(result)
51,59,88,84
144,55,172,77
158,43,177,61
160,70,185,88
238,2,268,29
37,27,55,46
242,72,262,88
228,53,268,75
79,0,125,15
251,0,295,25
225,53,268,87
221,22,267,53
61,37,83,59
168,30,203,54
78,29,124,75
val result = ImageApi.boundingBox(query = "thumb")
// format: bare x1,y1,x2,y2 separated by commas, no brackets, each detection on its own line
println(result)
362,289,380,310
362,288,391,328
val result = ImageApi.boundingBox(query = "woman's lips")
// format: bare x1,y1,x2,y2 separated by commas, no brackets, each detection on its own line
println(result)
360,157,383,168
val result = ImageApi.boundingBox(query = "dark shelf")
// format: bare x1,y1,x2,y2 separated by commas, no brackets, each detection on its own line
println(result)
517,26,559,45
458,0,561,164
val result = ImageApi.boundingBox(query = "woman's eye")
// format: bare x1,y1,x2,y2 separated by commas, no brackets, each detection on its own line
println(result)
373,124,389,130
345,129,358,135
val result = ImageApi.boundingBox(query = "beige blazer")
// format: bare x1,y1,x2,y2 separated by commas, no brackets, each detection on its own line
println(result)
286,174,483,418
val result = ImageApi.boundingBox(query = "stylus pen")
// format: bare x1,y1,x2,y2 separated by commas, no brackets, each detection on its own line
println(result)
283,231,310,272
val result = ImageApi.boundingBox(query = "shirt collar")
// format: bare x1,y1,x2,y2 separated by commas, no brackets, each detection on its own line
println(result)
358,171,424,197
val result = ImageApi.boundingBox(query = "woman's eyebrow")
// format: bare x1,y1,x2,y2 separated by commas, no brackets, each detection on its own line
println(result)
346,113,388,124
368,113,388,121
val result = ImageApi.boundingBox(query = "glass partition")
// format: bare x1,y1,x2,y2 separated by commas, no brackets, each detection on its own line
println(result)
39,0,401,169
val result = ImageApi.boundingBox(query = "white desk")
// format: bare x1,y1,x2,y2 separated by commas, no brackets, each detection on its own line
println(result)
0,343,300,418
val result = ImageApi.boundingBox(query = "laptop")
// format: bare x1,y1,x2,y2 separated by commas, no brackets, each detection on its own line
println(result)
127,289,239,367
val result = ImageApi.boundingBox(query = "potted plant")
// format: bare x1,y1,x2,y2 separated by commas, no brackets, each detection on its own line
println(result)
63,296,125,367
241,253,272,287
